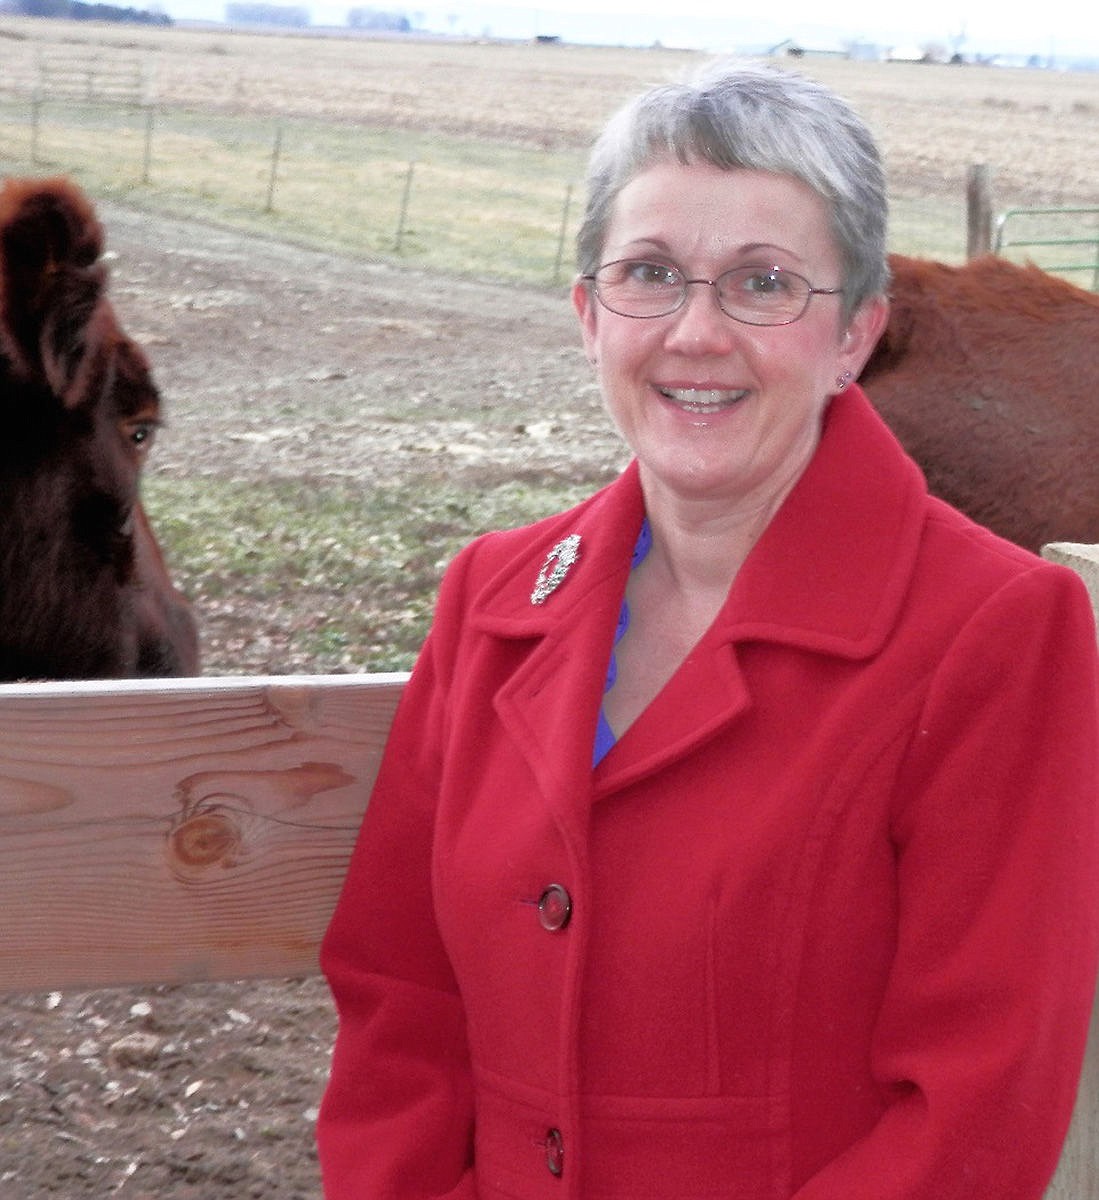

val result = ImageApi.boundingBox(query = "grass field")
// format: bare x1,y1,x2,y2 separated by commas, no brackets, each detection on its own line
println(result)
2,18,1098,276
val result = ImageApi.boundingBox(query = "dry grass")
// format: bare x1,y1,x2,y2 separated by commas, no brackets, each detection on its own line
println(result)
2,19,1097,271
1,22,1097,311
1,23,1095,307
2,16,1097,206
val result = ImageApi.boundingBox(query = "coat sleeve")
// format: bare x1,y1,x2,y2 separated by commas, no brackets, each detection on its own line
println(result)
317,546,480,1200
794,562,1099,1199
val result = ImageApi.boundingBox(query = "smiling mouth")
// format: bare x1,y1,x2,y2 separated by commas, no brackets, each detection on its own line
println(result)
658,387,749,415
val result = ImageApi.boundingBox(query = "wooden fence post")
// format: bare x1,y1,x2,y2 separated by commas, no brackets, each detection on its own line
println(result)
1042,541,1099,1198
553,181,573,285
141,105,155,185
967,163,993,259
394,160,416,252
265,124,283,214
0,674,406,993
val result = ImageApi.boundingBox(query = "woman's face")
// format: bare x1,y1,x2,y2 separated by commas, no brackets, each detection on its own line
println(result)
573,160,888,516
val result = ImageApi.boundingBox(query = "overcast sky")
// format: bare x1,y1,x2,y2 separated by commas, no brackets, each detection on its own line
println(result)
159,0,1099,58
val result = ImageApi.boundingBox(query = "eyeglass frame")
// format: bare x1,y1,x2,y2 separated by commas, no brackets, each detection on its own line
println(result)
579,259,846,327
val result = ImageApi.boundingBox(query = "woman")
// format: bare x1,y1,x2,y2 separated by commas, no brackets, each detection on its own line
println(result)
318,61,1099,1198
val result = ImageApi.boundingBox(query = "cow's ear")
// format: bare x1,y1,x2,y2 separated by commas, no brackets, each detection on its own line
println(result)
0,177,107,399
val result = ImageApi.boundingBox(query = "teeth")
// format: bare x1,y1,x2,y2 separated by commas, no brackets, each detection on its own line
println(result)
659,387,747,413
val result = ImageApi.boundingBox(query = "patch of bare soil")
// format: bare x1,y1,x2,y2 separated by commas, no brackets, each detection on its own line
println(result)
0,201,615,1198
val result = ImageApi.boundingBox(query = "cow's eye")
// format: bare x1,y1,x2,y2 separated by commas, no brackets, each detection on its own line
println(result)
125,420,159,447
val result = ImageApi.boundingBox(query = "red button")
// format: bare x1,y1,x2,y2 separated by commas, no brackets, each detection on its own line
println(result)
538,884,572,932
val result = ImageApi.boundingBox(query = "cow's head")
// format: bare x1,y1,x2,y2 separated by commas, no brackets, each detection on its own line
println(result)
0,176,198,679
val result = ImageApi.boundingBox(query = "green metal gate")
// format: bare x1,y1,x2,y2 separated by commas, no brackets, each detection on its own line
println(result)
993,206,1099,290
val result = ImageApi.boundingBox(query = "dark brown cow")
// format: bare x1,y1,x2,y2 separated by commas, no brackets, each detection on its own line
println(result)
860,253,1099,552
0,176,199,680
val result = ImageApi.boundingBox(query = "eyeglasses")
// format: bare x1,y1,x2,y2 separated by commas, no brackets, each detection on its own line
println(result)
581,260,844,326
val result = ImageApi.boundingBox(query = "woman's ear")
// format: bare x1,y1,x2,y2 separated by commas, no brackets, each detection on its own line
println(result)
572,277,599,364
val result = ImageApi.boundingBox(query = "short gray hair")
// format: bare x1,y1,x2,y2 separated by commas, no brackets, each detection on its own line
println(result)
576,59,890,318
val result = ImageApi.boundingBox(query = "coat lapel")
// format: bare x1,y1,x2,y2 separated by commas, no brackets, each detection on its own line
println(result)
468,465,647,829
592,637,754,795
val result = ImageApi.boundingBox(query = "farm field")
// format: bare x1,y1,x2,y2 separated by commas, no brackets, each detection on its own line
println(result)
1,17,1098,269
0,20,1097,1199
1,17,1097,179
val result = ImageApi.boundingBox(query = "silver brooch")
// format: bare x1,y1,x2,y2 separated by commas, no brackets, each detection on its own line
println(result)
530,534,581,605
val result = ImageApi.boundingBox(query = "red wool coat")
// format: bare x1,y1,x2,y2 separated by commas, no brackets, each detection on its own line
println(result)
319,386,1099,1200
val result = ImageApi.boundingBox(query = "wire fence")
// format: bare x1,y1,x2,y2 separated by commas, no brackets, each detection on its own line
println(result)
0,89,1094,290
0,46,151,104
0,93,587,286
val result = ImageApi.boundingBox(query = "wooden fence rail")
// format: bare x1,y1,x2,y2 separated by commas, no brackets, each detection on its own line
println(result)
0,672,404,993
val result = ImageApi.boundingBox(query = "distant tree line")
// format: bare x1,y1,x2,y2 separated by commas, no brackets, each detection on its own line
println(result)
347,7,410,31
225,2,309,25
219,4,415,30
9,0,170,21
5,0,417,30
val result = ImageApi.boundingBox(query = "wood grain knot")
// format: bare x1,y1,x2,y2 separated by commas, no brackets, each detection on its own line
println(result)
169,810,242,870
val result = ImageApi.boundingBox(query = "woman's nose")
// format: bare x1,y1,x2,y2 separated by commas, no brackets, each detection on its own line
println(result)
662,280,740,355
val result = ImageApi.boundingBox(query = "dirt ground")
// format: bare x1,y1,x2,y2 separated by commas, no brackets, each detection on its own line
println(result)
0,196,618,1197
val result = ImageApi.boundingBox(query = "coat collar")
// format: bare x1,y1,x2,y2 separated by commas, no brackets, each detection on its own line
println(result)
469,386,927,662
719,385,928,658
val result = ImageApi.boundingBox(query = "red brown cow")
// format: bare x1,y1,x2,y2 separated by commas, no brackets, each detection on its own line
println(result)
0,176,199,680
860,253,1099,552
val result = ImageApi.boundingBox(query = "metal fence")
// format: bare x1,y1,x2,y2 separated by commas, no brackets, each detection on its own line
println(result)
994,207,1099,291
1,85,1094,291
0,93,586,286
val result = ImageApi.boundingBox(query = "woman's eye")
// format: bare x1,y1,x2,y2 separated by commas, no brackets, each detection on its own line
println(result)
630,262,678,287
744,272,785,294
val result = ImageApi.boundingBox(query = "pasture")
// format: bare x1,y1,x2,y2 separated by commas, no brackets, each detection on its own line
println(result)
0,20,1097,1197
1,18,1099,275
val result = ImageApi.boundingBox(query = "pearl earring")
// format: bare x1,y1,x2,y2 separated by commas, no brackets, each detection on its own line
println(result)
835,369,853,393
